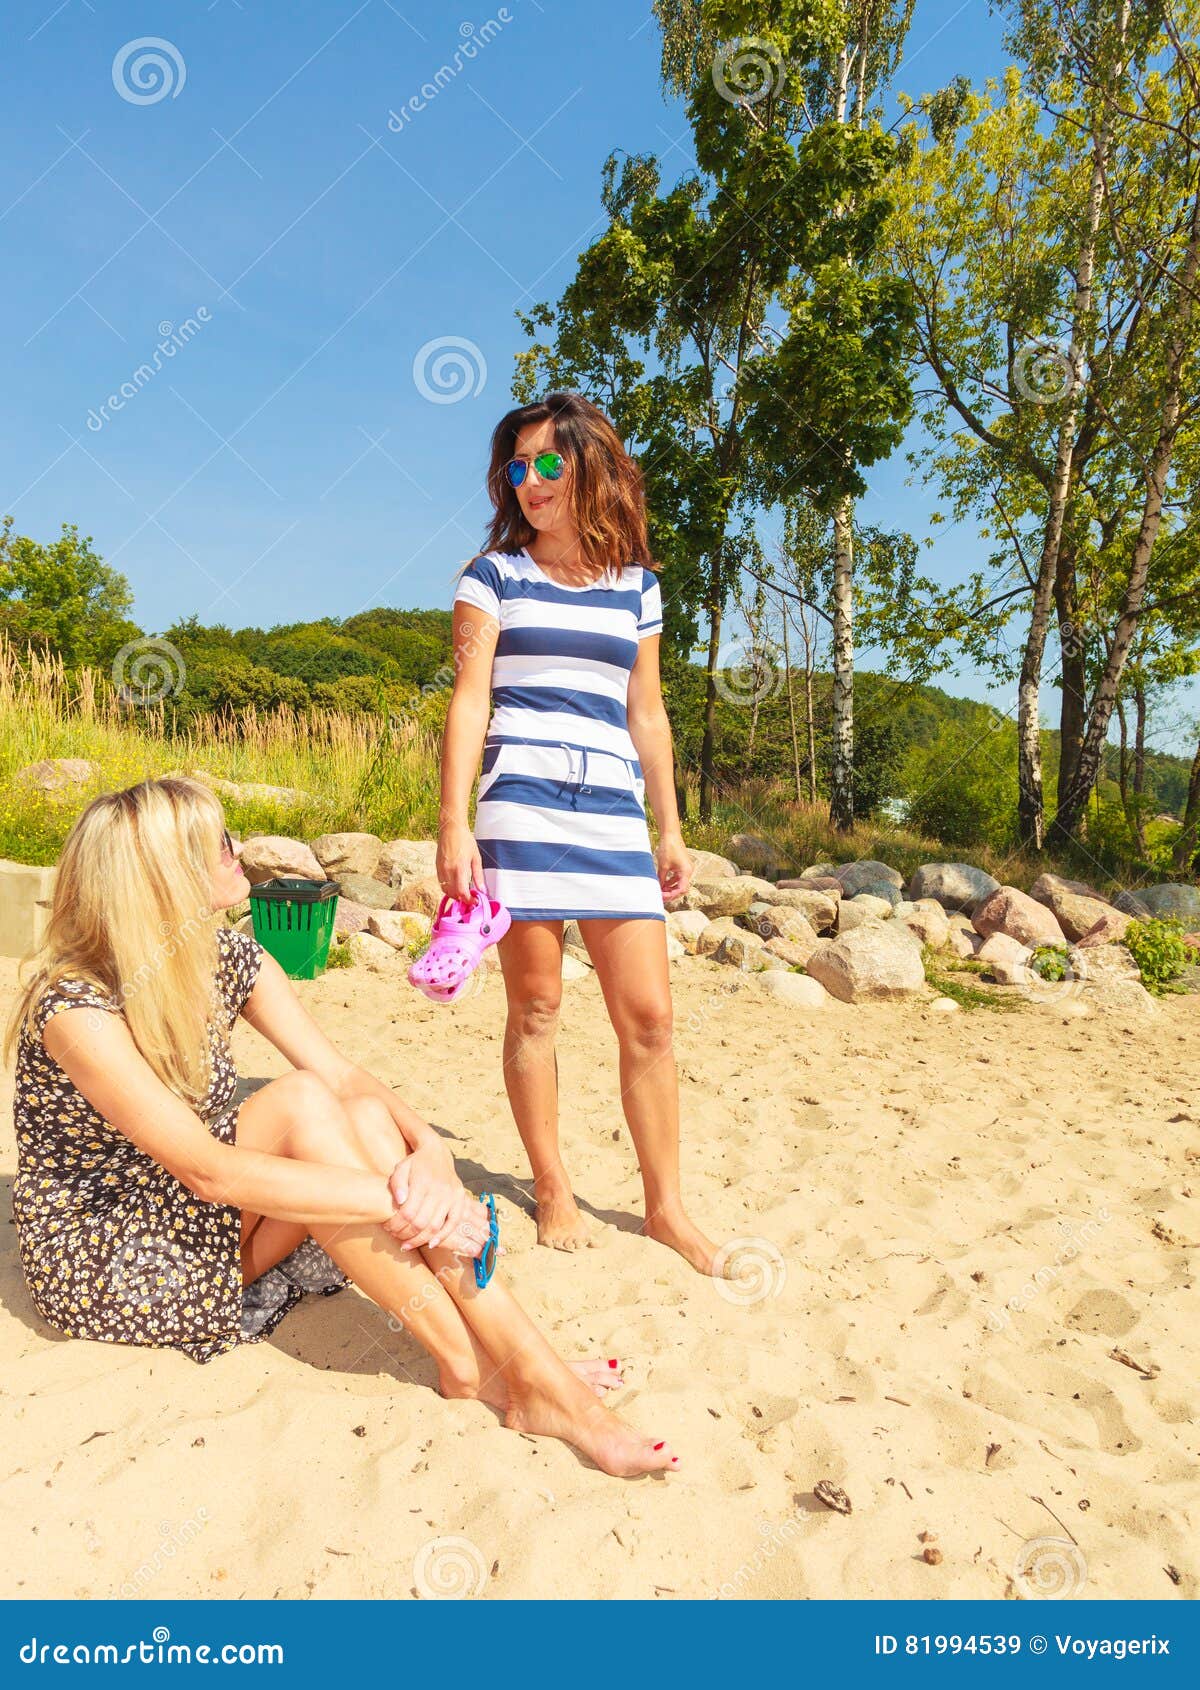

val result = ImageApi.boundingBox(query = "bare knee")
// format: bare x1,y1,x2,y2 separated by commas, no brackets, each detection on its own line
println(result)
617,1002,674,1056
507,987,562,1042
267,1071,357,1160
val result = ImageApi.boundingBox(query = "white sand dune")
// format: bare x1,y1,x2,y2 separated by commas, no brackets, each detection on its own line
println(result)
1,950,1197,1600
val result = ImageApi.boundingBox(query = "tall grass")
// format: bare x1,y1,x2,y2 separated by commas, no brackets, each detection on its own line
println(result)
0,636,1147,892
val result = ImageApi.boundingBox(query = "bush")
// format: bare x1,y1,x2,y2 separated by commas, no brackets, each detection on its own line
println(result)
1124,918,1190,994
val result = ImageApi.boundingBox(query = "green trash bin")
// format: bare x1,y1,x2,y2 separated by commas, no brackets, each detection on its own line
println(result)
248,877,341,979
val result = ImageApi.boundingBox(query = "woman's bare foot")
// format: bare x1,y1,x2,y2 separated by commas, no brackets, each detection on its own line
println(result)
440,1356,624,1410
643,1208,720,1275
534,1184,594,1251
505,1371,678,1478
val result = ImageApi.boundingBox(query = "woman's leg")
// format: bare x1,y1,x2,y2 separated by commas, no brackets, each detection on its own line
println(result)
495,919,590,1250
577,917,719,1274
234,1075,652,1470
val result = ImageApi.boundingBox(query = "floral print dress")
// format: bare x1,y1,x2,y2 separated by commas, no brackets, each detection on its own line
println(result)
11,925,347,1364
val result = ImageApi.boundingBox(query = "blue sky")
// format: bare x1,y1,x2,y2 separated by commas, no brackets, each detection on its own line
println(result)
4,0,1194,754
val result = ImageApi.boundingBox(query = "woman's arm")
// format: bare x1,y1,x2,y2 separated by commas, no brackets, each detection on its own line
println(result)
239,949,472,1250
438,599,498,900
42,1008,393,1226
627,634,694,902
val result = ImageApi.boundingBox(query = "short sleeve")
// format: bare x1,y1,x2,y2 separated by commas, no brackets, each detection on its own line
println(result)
218,926,265,1023
637,569,663,639
31,978,120,1041
453,554,503,622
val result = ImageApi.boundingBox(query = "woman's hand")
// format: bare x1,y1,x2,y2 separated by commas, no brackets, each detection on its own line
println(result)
655,832,693,906
437,819,484,903
381,1141,470,1252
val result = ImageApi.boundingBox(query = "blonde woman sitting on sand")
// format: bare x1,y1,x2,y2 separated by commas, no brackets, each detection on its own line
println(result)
5,777,678,1478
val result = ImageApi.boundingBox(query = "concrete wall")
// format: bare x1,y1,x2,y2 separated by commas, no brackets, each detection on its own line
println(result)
0,858,56,959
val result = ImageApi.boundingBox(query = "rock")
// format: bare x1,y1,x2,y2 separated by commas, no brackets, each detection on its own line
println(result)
946,925,984,960
1029,872,1114,942
561,953,591,981
1076,908,1134,947
310,832,384,877
664,932,686,962
393,875,444,917
976,931,1032,986
1137,883,1200,923
779,875,843,897
802,861,840,879
687,848,739,880
768,888,838,932
733,873,781,899
1184,932,1200,953
666,909,711,953
764,934,817,968
563,920,583,949
854,879,902,908
333,898,373,936
973,885,1066,947
838,894,894,932
1112,889,1153,919
744,903,820,949
908,862,1000,914
835,859,904,896
695,916,744,957
563,942,594,969
756,949,792,971
714,931,767,969
930,997,961,1013
727,833,784,878
1081,944,1157,1015
346,931,406,970
367,910,432,950
15,757,102,802
239,835,325,884
897,898,951,950
376,839,439,887
332,872,396,910
805,924,926,1003
679,879,757,919
759,972,830,1007
204,774,312,807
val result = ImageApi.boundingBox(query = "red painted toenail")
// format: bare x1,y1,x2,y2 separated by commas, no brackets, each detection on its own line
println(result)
608,1358,618,1368
653,1442,664,1450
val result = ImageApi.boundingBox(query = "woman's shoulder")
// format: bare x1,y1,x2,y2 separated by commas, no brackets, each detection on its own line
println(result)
216,924,266,1019
25,973,121,1044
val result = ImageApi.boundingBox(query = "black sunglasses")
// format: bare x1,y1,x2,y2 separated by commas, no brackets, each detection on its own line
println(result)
220,827,236,861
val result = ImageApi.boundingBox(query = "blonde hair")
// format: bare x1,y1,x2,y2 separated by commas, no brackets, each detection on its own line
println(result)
5,777,226,1103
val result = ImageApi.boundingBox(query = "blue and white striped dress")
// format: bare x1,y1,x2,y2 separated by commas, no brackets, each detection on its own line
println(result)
452,547,667,923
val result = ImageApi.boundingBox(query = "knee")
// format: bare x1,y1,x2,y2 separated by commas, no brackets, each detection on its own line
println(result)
507,987,562,1041
271,1071,355,1157
618,1002,674,1055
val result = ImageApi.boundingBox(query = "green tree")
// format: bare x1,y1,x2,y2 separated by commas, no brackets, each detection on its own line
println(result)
0,516,139,666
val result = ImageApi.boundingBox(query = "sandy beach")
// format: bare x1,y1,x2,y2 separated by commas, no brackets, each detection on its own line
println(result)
1,947,1197,1602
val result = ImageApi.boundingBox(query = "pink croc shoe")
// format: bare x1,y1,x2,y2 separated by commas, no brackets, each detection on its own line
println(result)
407,882,511,1003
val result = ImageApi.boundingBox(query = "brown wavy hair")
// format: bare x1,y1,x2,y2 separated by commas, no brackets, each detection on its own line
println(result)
479,392,659,576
